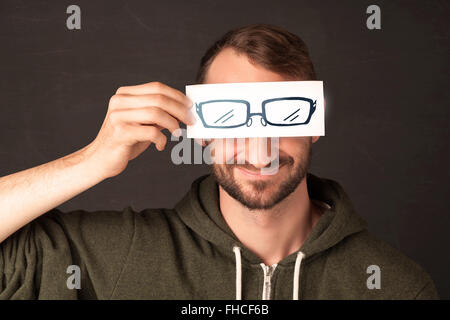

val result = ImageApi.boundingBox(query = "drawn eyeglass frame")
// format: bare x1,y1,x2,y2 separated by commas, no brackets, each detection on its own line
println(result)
195,97,317,129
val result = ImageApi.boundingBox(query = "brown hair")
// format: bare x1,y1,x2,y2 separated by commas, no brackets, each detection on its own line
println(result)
195,24,317,84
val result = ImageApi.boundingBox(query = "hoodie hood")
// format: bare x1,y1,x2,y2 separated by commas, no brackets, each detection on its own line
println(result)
174,172,368,266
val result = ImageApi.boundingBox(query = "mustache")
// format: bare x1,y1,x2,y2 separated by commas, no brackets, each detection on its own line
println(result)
226,155,294,171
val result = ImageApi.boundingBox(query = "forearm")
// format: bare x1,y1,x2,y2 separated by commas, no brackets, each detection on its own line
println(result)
0,143,106,243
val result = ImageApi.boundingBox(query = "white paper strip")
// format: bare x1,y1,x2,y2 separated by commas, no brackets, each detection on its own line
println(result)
186,81,324,138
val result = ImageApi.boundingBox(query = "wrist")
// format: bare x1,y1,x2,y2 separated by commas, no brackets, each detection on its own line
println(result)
65,142,111,183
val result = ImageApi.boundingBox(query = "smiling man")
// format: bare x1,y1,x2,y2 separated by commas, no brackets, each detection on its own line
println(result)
204,47,321,266
0,24,439,300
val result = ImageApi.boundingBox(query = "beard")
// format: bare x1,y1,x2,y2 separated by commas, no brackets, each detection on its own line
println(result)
211,139,312,211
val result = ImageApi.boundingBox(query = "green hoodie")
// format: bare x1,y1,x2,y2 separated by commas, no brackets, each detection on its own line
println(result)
0,173,439,299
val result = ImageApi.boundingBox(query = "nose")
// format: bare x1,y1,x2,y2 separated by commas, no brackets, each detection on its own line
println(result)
246,137,277,168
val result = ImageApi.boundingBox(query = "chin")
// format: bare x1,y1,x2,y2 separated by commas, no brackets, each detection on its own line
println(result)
240,178,281,196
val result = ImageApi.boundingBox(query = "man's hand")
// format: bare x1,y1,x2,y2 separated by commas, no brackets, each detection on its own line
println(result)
84,81,195,179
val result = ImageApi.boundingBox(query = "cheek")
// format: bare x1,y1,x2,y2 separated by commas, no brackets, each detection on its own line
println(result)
208,138,240,164
279,137,310,158
209,137,310,164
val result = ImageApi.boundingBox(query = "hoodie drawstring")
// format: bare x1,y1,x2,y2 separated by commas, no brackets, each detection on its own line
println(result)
293,251,306,300
233,246,306,300
233,246,242,300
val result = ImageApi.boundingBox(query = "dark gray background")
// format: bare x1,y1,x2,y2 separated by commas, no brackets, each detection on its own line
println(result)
0,0,448,298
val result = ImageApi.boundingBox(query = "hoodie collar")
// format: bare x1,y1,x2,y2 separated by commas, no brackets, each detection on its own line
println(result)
174,172,367,266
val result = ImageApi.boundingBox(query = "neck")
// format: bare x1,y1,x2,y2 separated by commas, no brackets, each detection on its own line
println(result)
219,177,322,266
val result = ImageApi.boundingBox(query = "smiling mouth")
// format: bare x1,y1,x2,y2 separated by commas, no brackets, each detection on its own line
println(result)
235,163,286,178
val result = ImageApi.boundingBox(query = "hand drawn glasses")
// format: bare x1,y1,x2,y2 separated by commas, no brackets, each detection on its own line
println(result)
195,97,316,128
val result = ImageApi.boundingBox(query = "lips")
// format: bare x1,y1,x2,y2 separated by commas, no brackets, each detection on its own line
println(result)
236,163,285,178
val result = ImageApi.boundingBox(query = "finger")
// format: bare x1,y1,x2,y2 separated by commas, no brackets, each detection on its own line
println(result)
109,94,195,126
109,107,181,137
115,81,192,107
122,123,168,150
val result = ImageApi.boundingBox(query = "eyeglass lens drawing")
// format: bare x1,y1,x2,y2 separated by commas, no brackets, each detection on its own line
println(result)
195,97,317,129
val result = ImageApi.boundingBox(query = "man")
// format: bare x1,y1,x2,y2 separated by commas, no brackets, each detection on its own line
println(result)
0,24,438,299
